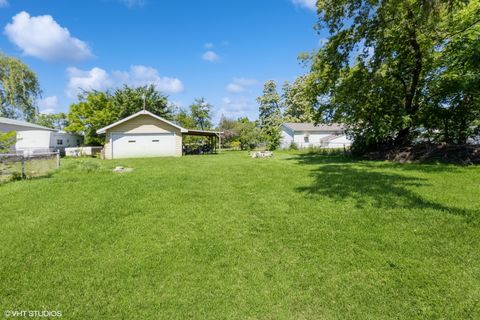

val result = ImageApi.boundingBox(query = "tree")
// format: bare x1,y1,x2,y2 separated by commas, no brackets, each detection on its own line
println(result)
306,0,480,152
421,4,480,144
218,114,240,147
257,80,283,150
112,85,173,120
35,112,69,130
237,117,261,150
190,97,212,130
175,108,196,129
65,91,118,145
283,75,315,123
0,53,41,121
0,131,16,153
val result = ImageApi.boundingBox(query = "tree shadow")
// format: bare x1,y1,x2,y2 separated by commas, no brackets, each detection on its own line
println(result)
292,154,477,222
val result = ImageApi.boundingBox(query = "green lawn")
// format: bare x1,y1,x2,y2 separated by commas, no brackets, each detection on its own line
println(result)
1,151,479,319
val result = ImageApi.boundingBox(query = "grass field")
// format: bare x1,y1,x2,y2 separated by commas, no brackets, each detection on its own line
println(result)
0,151,479,319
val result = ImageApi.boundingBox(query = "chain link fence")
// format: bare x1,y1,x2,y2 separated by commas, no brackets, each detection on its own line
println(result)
0,151,60,183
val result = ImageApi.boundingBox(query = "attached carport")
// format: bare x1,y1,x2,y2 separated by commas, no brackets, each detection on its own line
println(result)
182,129,222,155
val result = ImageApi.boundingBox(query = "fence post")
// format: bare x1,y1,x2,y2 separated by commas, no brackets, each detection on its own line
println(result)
56,151,60,168
21,155,25,179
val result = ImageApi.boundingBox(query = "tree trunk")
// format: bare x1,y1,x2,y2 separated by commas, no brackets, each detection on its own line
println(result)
395,8,423,147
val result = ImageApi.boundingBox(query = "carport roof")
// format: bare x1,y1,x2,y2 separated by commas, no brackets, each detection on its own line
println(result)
183,129,222,137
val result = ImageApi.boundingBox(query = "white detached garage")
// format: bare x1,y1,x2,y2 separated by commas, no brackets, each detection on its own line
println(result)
97,110,188,159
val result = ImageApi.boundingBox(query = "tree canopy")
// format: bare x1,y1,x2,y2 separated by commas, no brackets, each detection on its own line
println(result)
35,112,69,130
0,53,41,122
257,80,283,150
112,85,172,119
305,0,480,151
189,97,213,130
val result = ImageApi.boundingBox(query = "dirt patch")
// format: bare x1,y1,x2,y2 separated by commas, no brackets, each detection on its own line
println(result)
364,144,480,165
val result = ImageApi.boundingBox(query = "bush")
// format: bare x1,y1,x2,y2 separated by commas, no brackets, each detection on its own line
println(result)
230,141,241,150
289,142,298,150
64,159,103,173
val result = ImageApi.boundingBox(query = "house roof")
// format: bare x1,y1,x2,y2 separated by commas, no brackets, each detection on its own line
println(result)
96,110,189,134
0,117,56,131
282,122,346,132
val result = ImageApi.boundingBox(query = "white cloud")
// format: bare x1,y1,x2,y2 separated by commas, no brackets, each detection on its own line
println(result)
4,11,93,62
291,0,316,11
204,42,214,49
217,96,256,120
38,96,59,114
66,67,112,97
120,0,145,8
225,78,258,93
66,65,184,98
112,65,184,93
0,0,9,8
202,50,220,62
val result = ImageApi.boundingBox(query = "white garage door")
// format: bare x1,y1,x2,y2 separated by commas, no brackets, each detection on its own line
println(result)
112,133,176,158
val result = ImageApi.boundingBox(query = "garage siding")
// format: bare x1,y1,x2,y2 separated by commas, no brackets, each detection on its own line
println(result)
103,115,182,159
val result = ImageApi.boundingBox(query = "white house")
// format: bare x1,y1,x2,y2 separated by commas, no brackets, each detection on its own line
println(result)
0,117,82,155
280,122,352,149
96,110,222,159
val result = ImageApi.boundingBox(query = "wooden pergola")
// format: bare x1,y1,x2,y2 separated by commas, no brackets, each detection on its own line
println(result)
182,129,223,155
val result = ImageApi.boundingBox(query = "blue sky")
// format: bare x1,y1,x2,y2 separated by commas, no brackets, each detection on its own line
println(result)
0,0,322,123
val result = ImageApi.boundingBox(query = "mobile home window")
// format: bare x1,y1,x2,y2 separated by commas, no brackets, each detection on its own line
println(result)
304,136,309,143
57,139,63,145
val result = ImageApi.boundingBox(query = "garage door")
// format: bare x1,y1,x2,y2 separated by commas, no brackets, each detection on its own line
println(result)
112,133,176,158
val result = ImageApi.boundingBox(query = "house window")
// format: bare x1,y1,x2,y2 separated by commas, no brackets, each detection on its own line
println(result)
304,136,309,143
57,139,63,145
152,139,159,142
128,140,136,143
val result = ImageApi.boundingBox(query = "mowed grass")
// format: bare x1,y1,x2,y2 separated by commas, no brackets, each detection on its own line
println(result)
0,151,479,319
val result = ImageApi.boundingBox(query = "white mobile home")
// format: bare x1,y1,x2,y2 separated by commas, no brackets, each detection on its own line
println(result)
280,122,352,149
0,117,82,155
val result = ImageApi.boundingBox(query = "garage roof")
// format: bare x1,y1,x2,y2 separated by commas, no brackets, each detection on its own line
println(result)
96,110,188,134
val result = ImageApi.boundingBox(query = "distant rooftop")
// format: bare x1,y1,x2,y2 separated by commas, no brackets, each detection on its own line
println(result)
0,117,56,131
282,122,346,132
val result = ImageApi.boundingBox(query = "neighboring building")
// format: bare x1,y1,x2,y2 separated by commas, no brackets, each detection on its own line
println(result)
0,117,82,155
280,122,352,149
96,110,221,159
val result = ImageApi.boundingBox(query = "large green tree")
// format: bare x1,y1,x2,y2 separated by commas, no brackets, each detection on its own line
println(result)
0,53,41,121
35,112,69,130
307,0,480,151
283,75,315,123
66,91,118,145
257,80,283,150
237,117,261,150
175,108,196,129
112,85,173,119
189,97,212,130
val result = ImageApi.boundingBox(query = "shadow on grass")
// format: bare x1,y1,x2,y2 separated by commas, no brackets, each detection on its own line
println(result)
0,172,54,187
292,153,476,222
